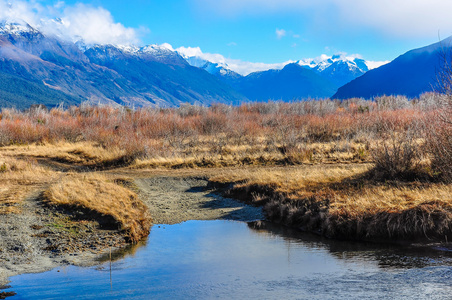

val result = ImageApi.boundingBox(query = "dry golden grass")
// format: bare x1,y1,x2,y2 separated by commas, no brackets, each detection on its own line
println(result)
0,154,57,214
1,142,127,167
42,173,152,243
209,164,452,242
133,139,371,169
210,164,371,193
0,136,372,172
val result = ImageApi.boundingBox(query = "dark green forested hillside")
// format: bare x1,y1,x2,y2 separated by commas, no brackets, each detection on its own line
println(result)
0,72,82,109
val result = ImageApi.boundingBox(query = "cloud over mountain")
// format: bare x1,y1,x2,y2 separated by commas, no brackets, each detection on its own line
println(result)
0,0,143,45
174,45,293,75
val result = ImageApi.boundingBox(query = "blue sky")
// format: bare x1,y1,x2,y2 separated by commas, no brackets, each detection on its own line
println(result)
2,0,452,74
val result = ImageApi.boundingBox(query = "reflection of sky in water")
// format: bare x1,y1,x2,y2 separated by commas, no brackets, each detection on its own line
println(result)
5,220,452,299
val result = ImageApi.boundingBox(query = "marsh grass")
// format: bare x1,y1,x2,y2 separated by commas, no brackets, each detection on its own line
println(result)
0,154,56,214
209,165,452,242
43,174,151,243
0,95,450,244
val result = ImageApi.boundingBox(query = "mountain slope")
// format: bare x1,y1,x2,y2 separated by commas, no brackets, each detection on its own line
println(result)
0,72,81,109
0,20,246,108
227,63,337,101
180,52,373,99
84,45,245,106
333,38,451,99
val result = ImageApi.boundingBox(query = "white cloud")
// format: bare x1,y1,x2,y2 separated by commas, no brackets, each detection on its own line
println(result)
0,0,142,45
275,28,286,39
61,4,140,45
175,45,293,75
366,60,389,70
160,43,174,51
194,0,452,38
225,59,294,76
0,1,43,25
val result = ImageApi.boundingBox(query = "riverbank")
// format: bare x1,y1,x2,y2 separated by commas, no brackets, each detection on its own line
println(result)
0,96,450,289
0,168,263,287
208,165,452,243
1,160,452,289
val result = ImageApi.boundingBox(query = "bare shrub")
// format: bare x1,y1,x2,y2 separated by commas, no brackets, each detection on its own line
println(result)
375,95,410,110
426,104,452,182
426,45,452,182
372,117,426,180
0,98,446,170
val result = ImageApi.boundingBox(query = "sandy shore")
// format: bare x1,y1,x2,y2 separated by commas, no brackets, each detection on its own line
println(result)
0,175,263,287
135,176,263,224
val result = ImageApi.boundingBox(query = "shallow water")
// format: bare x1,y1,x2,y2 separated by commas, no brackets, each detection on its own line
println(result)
4,220,452,299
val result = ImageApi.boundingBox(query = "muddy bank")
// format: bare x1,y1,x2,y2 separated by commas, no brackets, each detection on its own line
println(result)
0,189,127,287
0,176,263,287
134,176,263,224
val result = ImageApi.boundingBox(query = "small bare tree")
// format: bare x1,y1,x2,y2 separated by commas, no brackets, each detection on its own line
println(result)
428,42,452,181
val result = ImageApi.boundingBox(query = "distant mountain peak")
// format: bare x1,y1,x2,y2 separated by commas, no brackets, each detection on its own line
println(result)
333,36,452,99
298,55,369,73
0,19,40,36
177,51,242,80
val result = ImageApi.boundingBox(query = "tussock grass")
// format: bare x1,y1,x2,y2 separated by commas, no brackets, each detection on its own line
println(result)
2,141,130,168
0,95,449,180
0,95,450,245
209,165,452,243
43,174,152,243
0,154,56,214
133,140,371,169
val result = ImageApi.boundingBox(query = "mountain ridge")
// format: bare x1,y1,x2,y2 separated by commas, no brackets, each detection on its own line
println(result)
0,20,246,108
333,38,452,99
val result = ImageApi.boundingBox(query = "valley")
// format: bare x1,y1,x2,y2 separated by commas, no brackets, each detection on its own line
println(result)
0,6,451,299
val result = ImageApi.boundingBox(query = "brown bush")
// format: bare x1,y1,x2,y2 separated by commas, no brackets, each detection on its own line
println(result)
0,96,446,170
425,102,452,182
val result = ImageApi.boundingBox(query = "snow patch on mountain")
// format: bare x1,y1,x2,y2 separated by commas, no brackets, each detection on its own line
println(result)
298,54,388,72
174,44,292,76
0,19,39,36
175,43,388,81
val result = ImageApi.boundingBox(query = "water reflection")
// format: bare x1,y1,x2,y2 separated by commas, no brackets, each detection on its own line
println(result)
96,238,148,264
248,220,452,269
4,220,452,300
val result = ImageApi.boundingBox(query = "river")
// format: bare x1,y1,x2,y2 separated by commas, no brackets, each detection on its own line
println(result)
3,220,452,299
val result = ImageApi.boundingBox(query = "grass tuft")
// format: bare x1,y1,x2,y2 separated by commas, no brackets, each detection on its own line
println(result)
209,165,452,243
43,174,152,243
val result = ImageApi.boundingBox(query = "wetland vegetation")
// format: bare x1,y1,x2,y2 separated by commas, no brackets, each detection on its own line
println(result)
0,94,451,289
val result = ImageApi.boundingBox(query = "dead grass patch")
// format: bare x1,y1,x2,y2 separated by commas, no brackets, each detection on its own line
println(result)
209,164,452,243
1,142,133,169
0,155,57,214
42,173,151,243
133,140,371,170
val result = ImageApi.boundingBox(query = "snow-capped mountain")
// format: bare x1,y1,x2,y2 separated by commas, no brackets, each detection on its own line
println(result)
0,19,40,36
333,37,452,99
298,55,370,87
0,16,443,107
177,52,242,81
178,52,377,100
298,54,370,72
180,52,378,88
225,63,337,101
0,20,245,108
85,43,187,66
